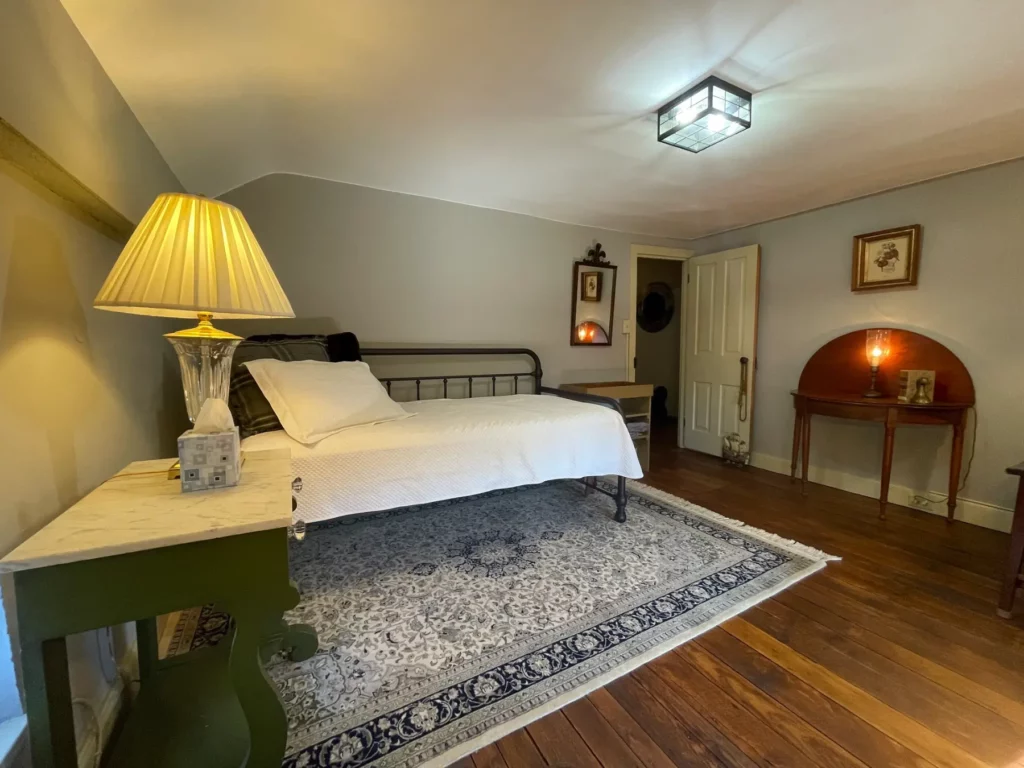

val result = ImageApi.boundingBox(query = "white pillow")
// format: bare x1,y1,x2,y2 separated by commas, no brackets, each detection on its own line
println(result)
243,359,410,444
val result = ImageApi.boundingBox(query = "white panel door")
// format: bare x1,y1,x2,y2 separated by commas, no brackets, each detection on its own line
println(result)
683,245,760,455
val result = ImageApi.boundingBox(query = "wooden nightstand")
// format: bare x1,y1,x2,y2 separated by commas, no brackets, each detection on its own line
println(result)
0,449,317,768
560,381,654,471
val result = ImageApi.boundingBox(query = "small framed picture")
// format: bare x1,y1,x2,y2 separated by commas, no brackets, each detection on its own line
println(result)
851,224,921,291
580,271,603,302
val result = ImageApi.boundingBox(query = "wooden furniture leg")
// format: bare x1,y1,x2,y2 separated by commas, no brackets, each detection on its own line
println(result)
800,411,811,495
947,414,966,523
790,409,802,482
20,637,76,768
136,616,159,682
879,410,896,520
998,477,1024,618
227,605,290,768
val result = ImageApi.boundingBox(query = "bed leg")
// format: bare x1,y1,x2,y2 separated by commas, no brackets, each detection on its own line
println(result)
614,476,627,523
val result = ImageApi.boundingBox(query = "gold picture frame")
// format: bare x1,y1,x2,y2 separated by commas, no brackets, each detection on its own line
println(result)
851,224,921,292
580,271,603,302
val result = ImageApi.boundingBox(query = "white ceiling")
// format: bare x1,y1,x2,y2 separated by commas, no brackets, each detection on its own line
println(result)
63,0,1024,239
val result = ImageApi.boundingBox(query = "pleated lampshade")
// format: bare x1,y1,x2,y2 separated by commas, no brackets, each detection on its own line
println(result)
94,192,294,320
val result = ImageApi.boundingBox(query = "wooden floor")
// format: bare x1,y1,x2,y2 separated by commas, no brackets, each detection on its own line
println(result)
456,427,1024,768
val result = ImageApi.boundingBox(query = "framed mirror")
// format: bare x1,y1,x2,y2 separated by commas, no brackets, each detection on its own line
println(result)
570,244,617,346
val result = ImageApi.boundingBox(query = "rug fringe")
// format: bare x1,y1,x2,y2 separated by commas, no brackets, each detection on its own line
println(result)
626,481,841,564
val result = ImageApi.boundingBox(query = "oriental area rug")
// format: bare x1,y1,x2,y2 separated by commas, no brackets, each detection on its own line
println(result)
168,480,837,767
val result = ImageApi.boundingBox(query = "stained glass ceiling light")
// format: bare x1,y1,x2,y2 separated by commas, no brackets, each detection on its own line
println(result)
657,75,752,153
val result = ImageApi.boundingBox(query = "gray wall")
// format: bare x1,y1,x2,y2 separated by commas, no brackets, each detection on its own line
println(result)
220,173,682,387
1,0,184,752
635,258,682,418
686,158,1024,528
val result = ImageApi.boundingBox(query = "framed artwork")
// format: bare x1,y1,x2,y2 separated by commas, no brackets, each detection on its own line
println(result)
580,271,603,302
851,224,921,291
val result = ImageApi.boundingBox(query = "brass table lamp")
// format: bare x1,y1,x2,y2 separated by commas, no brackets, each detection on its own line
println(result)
94,193,293,422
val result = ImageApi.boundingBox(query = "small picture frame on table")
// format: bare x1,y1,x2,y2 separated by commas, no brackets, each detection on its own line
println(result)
851,224,921,292
580,271,602,302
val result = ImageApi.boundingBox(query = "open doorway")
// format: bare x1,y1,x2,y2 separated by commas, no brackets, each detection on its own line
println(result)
635,257,684,449
627,245,693,465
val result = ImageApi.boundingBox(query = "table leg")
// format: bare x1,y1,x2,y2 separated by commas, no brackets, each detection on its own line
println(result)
790,409,803,482
21,637,76,768
228,605,290,768
879,414,896,520
800,412,811,495
998,479,1024,618
136,616,159,680
947,413,967,523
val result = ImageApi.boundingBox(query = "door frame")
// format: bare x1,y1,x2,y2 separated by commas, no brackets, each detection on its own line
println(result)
627,244,694,448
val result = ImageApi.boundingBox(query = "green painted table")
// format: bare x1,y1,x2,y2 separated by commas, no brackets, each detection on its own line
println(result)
0,449,318,768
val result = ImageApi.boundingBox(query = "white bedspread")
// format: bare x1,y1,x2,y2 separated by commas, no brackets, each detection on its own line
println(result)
241,394,643,523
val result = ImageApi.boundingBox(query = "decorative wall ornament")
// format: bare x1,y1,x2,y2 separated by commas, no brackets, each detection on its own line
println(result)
584,242,610,266
852,224,921,291
636,281,675,333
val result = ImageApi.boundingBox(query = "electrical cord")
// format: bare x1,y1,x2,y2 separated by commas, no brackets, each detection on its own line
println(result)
909,405,977,508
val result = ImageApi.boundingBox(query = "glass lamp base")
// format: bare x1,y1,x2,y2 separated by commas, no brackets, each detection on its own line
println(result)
165,313,242,423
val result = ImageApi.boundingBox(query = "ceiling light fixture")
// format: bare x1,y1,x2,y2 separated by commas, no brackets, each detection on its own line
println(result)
657,75,751,153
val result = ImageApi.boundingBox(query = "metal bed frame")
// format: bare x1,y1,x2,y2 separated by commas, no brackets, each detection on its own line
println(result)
361,346,630,522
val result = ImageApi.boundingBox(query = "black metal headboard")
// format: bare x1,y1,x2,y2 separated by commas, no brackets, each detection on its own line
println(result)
360,347,543,400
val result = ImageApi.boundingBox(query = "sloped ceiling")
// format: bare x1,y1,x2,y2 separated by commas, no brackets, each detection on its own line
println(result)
62,0,1024,238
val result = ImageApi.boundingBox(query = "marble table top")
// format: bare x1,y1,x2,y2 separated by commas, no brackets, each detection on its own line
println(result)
0,449,293,572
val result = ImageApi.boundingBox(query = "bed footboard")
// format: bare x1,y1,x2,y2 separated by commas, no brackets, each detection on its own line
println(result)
540,386,629,523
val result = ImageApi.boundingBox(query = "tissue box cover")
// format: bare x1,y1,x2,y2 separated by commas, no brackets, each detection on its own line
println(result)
177,427,241,493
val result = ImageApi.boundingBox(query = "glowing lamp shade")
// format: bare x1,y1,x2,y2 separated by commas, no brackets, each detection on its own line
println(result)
575,321,608,345
94,193,293,319
864,329,892,364
94,193,294,422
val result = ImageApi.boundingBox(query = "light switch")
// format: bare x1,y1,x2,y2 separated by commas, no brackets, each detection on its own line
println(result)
622,319,632,334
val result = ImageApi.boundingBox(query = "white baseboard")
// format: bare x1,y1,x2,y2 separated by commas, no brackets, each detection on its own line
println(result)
750,452,1012,533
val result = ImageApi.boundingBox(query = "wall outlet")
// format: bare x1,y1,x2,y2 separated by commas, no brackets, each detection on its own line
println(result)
908,496,933,511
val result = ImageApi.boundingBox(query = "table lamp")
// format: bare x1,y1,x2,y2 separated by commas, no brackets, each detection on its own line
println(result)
94,193,294,422
863,328,891,398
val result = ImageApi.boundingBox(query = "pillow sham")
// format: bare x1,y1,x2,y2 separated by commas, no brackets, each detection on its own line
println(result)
229,337,331,438
243,359,409,444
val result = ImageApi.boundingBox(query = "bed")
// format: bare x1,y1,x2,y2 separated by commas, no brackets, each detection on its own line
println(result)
230,341,643,524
